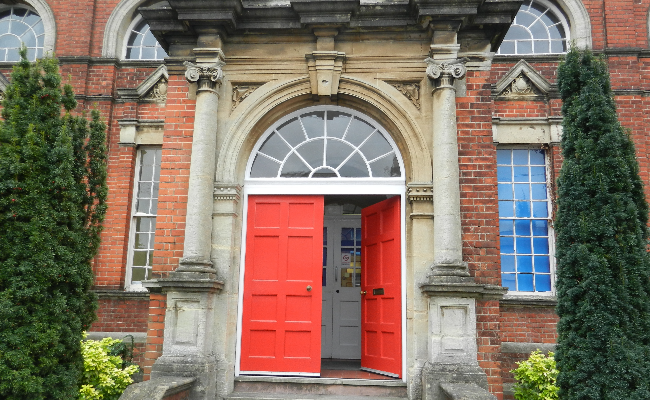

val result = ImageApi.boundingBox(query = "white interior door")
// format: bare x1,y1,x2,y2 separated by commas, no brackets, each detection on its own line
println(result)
322,216,362,360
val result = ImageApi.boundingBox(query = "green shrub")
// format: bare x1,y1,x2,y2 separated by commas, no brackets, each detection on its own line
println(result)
79,336,139,400
512,350,558,400
0,49,107,399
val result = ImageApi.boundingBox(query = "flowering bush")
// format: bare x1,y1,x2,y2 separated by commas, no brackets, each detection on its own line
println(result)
78,336,139,400
512,350,558,400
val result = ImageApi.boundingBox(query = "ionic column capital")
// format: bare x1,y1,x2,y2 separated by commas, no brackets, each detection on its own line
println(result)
425,57,467,88
184,60,225,93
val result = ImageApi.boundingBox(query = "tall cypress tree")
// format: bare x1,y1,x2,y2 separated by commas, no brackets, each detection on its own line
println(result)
555,48,650,399
0,50,107,399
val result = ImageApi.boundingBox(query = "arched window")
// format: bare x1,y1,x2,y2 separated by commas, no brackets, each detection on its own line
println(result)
498,0,569,55
125,16,167,60
248,107,403,179
0,6,44,61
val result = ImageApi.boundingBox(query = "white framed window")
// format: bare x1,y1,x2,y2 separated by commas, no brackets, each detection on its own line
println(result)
248,106,403,180
0,6,44,61
498,0,569,55
124,15,167,60
498,148,554,293
126,146,161,290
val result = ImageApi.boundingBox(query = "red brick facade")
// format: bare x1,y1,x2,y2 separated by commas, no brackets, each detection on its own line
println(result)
6,0,650,398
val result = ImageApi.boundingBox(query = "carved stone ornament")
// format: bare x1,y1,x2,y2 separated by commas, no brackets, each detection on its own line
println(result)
145,78,168,102
501,74,539,97
424,57,467,86
184,61,225,92
389,82,420,109
231,85,260,110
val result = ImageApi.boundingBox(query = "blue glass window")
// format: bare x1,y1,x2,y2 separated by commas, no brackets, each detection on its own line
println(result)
497,148,552,292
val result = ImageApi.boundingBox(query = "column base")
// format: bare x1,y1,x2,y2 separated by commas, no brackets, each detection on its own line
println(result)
421,362,495,400
429,262,469,277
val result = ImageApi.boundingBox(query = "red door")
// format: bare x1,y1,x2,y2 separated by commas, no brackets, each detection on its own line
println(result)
360,196,401,378
240,195,324,374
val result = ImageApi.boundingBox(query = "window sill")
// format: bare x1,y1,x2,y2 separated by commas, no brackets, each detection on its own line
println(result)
499,293,557,307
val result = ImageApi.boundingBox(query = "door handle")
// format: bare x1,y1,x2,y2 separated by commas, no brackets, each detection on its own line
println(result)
306,285,312,291
360,291,367,295
335,266,338,282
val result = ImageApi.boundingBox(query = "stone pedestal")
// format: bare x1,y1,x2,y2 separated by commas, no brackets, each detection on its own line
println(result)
420,277,506,400
144,270,224,400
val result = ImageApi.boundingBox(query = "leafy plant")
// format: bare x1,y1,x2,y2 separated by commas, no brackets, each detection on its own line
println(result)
512,350,558,400
0,48,107,399
555,47,650,399
79,336,139,400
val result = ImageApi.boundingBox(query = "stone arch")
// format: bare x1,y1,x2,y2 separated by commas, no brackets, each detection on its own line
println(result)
102,0,157,58
216,76,431,185
6,0,56,55
554,0,592,49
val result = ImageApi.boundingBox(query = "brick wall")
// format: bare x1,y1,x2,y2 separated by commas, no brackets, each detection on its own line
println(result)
18,0,650,394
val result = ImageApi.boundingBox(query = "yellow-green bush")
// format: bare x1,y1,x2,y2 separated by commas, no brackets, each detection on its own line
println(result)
512,350,558,400
79,336,139,400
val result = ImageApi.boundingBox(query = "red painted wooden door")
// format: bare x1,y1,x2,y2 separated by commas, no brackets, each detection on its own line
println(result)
360,196,401,378
240,195,324,375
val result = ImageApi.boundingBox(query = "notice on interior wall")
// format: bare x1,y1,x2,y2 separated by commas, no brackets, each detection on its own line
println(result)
341,253,351,264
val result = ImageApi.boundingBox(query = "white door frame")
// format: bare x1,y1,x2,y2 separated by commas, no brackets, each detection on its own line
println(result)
235,182,407,381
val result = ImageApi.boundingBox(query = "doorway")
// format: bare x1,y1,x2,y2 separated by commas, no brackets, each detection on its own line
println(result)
238,194,402,378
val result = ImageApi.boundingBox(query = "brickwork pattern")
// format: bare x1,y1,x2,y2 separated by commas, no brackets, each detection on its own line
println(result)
17,0,650,395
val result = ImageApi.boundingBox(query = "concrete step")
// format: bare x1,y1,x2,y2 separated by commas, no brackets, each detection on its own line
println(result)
226,376,407,399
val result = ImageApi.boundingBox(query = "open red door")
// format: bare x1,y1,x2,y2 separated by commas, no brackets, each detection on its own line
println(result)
240,195,324,375
360,196,401,378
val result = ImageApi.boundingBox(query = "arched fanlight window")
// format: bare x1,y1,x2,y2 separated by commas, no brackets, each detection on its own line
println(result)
248,107,403,179
0,7,44,61
125,16,167,60
498,0,569,55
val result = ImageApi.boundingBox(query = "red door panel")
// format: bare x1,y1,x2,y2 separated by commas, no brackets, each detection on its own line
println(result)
361,196,401,378
240,195,324,374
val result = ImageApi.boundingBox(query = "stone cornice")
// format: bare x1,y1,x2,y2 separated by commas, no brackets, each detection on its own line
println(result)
140,0,521,53
421,276,508,300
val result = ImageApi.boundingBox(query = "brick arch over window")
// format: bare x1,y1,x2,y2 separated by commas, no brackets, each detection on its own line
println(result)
102,0,161,59
7,0,55,56
216,76,430,185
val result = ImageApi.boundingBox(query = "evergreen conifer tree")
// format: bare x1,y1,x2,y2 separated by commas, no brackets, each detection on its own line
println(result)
0,50,107,399
555,48,650,399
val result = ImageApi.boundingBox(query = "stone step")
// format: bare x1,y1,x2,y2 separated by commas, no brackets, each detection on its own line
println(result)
226,376,408,399
226,394,408,400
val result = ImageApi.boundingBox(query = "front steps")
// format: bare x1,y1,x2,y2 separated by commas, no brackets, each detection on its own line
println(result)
225,376,408,400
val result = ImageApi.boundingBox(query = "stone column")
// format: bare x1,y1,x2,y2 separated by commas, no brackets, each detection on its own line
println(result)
179,49,225,272
425,57,468,277
141,49,227,400
420,56,506,400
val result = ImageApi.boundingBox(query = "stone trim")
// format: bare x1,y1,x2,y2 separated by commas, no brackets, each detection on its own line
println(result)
117,65,169,103
492,116,563,144
118,119,164,147
407,182,433,203
102,0,151,58
501,342,556,354
93,289,150,300
386,81,421,109
499,295,558,307
85,331,147,343
493,59,554,100
9,0,57,56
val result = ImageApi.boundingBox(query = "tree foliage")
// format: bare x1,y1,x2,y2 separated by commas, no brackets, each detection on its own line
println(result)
79,336,139,400
555,47,650,399
0,50,107,399
512,351,558,400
